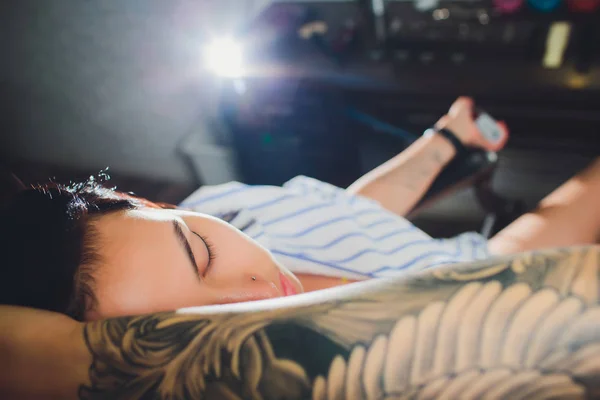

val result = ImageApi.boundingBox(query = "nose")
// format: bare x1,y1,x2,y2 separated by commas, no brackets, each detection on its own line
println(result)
209,254,281,288
208,267,283,305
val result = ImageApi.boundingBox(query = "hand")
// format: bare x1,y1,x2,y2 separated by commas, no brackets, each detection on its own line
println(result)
434,97,509,152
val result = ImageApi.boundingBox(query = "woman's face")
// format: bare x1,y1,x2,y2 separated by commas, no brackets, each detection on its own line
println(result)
87,208,303,320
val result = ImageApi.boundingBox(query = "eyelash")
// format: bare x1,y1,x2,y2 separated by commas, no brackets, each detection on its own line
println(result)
192,231,216,276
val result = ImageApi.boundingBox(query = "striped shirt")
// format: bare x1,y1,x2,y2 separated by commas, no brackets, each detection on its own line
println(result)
180,176,490,280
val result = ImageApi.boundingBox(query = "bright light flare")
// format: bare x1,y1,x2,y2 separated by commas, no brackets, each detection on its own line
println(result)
205,38,244,78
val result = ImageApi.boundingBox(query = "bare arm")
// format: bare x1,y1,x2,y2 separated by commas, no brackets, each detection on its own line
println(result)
347,132,456,216
2,245,599,399
348,97,509,217
0,307,89,400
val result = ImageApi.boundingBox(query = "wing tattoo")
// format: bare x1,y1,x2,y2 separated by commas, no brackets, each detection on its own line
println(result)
81,246,600,399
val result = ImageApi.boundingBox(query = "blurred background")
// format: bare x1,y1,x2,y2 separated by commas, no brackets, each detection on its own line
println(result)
1,0,599,236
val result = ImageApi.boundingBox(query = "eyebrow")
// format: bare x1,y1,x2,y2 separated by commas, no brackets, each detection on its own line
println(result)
172,220,200,278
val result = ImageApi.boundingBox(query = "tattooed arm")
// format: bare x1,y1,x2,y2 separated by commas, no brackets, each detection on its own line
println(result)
2,246,600,399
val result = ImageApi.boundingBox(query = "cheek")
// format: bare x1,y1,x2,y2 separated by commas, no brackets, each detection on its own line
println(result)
188,216,275,277
97,275,212,317
209,232,274,279
95,252,211,317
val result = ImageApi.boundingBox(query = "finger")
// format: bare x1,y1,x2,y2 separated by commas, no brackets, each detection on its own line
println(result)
449,96,474,115
434,115,451,129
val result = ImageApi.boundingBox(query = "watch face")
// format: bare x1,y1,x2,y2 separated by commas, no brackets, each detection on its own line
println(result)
567,0,600,12
528,0,562,11
494,0,525,13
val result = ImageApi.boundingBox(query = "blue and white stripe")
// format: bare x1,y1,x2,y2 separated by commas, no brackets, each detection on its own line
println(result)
180,176,490,279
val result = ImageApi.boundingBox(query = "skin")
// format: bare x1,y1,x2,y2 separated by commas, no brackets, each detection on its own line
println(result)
89,209,304,319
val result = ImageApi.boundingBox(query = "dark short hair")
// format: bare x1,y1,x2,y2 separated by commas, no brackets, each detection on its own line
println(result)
0,175,143,320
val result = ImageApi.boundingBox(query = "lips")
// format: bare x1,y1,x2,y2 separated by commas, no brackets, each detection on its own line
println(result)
279,272,298,296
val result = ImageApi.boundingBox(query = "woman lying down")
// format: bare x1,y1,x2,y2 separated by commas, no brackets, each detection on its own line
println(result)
1,97,600,400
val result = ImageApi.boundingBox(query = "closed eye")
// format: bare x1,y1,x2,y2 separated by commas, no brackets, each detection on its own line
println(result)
191,231,216,277
172,220,202,280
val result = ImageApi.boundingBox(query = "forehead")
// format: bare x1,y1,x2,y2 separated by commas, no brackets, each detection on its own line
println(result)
91,209,180,274
89,209,191,313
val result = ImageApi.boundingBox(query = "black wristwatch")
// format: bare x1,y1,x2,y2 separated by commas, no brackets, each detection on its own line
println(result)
424,127,467,157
